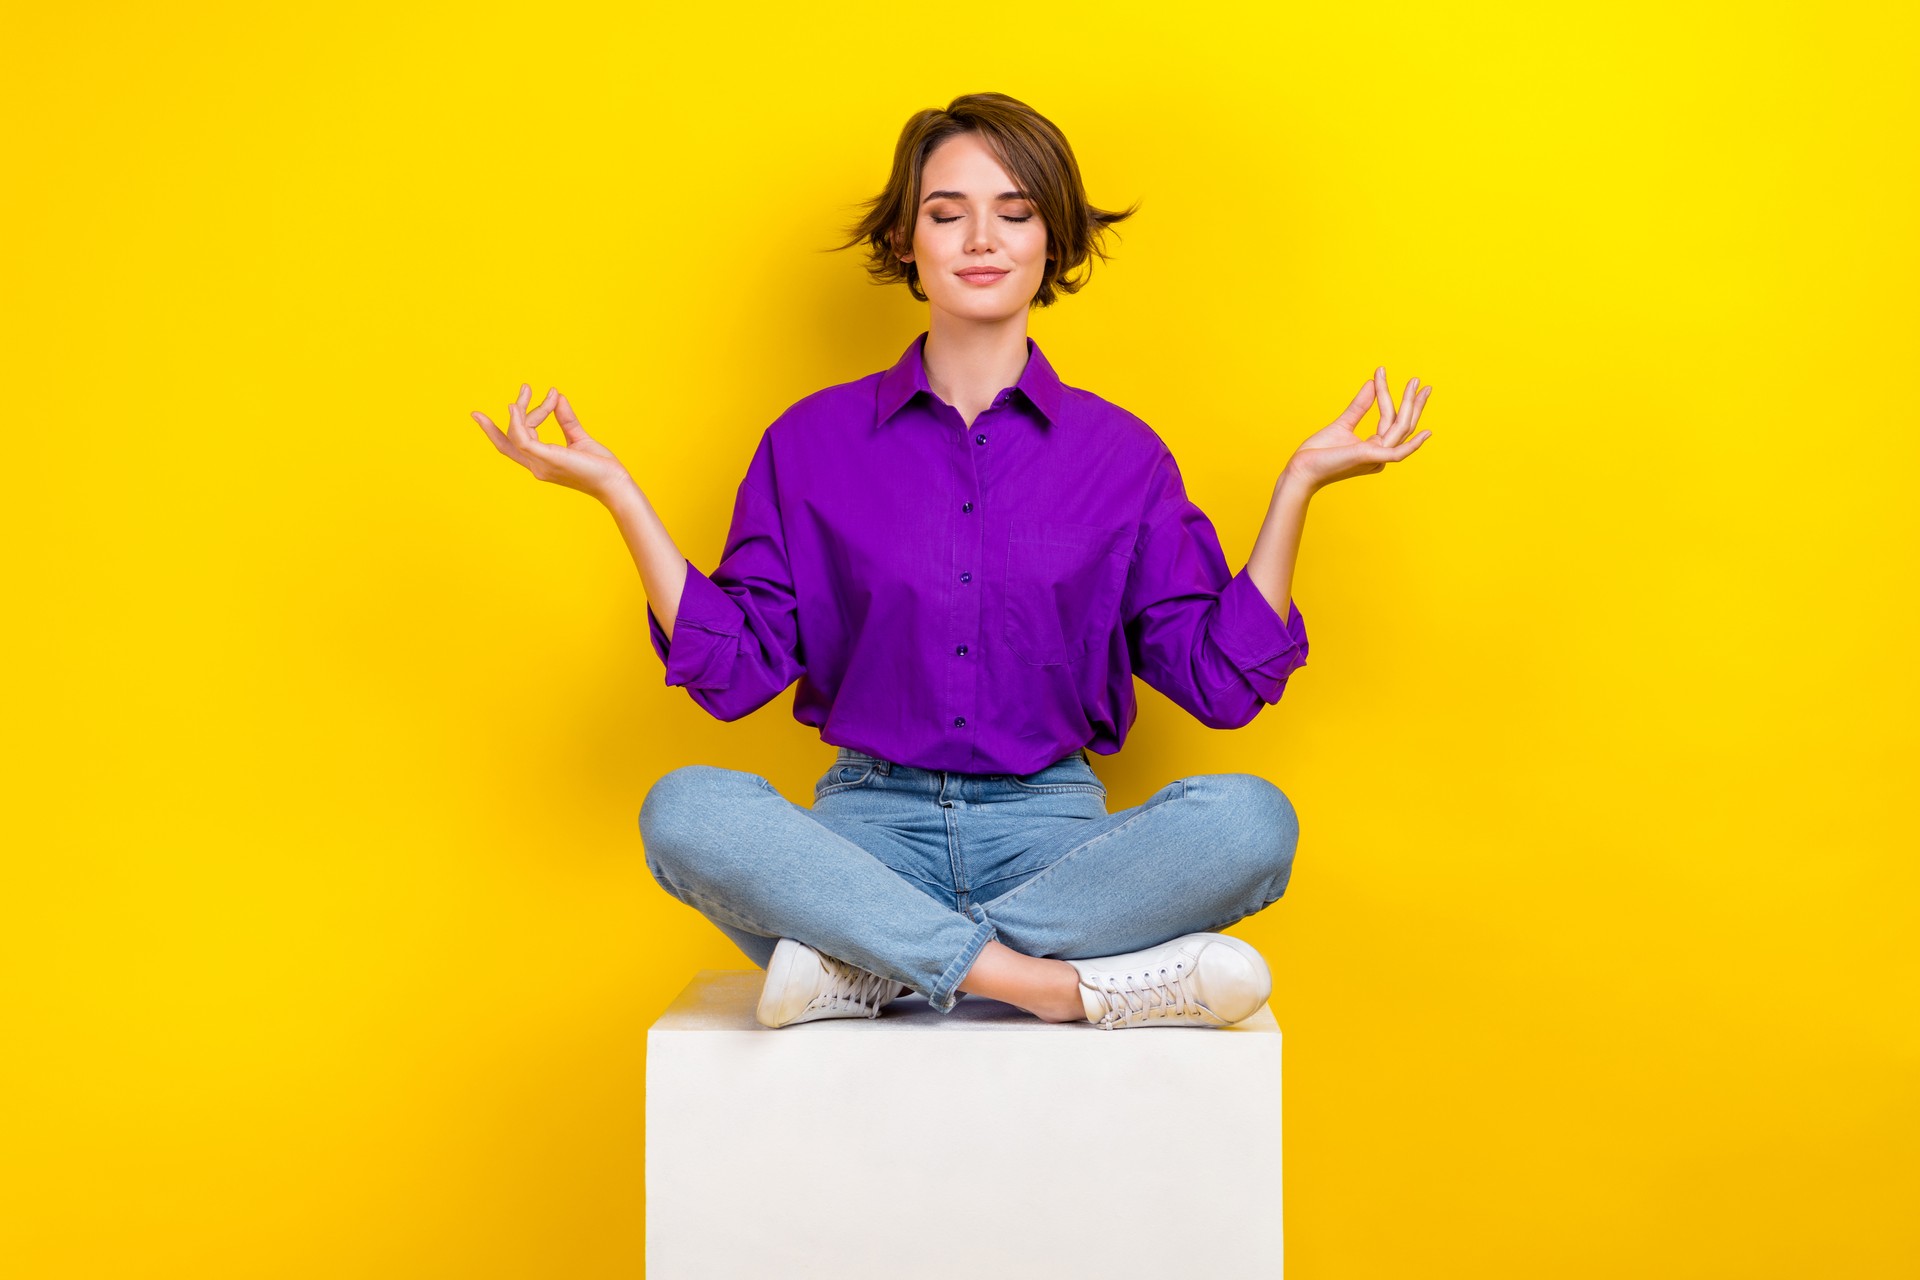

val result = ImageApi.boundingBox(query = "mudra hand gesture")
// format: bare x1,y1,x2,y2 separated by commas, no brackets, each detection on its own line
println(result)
1284,367,1434,493
472,384,633,504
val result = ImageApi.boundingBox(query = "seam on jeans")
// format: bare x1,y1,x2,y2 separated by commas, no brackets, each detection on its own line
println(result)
967,866,1043,898
942,795,966,896
1001,778,1107,796
812,768,880,799
968,853,1098,897
977,781,1189,914
864,860,948,897
931,914,997,1013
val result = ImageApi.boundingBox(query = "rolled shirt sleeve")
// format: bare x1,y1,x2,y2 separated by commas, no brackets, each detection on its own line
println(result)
645,429,805,722
1122,447,1309,730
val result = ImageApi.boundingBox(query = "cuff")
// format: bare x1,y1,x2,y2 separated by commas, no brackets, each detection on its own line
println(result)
646,560,745,690
1212,567,1309,698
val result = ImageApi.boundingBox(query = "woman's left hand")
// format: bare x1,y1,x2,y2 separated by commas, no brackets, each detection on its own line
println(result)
1282,367,1434,493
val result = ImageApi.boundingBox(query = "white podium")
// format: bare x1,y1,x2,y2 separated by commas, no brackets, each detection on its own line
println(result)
646,970,1284,1279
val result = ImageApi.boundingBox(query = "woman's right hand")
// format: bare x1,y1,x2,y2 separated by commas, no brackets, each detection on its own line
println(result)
473,384,633,504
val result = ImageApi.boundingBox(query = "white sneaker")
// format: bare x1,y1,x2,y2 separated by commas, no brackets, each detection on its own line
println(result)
1066,933,1272,1030
756,937,911,1029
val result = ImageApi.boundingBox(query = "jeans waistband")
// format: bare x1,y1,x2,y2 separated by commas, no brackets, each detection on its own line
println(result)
833,746,1089,776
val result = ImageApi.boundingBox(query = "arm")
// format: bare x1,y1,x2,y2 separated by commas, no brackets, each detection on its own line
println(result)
1243,468,1316,627
1123,448,1311,731
472,385,804,720
623,429,806,723
603,475,692,641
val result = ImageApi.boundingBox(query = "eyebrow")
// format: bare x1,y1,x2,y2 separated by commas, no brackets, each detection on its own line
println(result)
921,189,1030,204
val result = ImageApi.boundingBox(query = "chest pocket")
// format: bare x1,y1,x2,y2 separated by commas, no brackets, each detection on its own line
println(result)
1003,519,1133,667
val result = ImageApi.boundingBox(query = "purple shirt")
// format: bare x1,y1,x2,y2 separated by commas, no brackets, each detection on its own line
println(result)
647,331,1309,776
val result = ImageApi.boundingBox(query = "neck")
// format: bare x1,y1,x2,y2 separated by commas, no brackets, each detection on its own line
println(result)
922,313,1031,417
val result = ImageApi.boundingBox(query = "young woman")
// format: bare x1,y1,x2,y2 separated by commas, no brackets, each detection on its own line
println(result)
472,93,1433,1031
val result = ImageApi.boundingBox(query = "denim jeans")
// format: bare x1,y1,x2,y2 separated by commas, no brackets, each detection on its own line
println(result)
638,747,1299,1014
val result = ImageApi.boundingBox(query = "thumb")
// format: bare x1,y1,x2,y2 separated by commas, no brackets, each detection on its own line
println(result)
554,392,595,445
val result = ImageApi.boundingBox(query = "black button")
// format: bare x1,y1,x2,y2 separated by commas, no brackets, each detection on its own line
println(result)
975,433,987,445
962,501,973,513
959,571,972,583
953,716,966,727
956,644,968,656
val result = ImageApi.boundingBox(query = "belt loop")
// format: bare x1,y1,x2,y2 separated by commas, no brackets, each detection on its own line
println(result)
839,746,891,774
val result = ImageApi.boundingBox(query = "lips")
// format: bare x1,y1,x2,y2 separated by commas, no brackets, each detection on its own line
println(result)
956,269,1008,279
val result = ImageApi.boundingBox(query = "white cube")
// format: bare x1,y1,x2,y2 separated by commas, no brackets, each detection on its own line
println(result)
647,970,1284,1279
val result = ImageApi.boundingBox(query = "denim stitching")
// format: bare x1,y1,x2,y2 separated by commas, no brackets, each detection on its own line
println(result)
978,779,1189,913
1002,778,1106,796
812,778,879,799
930,913,998,1013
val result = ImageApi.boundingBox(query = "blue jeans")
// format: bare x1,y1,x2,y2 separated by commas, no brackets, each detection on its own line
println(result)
638,747,1299,1014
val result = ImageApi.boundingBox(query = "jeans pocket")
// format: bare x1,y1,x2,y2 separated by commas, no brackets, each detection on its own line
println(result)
1003,520,1132,666
1002,753,1108,797
813,760,881,799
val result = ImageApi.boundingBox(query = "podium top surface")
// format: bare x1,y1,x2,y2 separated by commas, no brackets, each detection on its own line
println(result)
651,970,1280,1036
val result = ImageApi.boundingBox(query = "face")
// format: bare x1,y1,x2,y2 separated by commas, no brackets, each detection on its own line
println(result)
897,131,1051,321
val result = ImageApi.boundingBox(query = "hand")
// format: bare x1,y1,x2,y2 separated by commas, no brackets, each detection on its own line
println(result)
1282,367,1434,493
472,384,633,504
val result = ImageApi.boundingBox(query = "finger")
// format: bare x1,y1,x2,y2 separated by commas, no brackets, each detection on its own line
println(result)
1391,429,1432,460
1331,379,1376,430
1382,376,1419,447
510,419,560,468
1404,384,1433,433
508,394,543,450
1374,366,1398,436
524,386,560,432
472,412,533,468
554,391,591,444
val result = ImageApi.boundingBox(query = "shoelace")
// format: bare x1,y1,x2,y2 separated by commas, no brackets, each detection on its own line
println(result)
1083,958,1205,1028
811,954,901,1018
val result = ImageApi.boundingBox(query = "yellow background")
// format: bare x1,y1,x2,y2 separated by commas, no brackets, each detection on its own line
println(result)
4,2,1915,1276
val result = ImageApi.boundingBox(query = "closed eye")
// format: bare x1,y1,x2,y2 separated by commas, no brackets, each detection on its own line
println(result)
931,215,1033,224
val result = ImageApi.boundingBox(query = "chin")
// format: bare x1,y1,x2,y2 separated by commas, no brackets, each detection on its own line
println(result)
936,291,1033,322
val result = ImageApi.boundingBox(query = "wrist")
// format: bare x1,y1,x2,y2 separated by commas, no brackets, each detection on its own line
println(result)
599,471,643,512
1277,462,1319,503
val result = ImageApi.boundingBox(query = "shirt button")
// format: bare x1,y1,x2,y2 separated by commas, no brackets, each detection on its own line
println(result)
975,433,987,445
962,501,973,513
956,644,968,656
953,715,966,727
959,571,972,583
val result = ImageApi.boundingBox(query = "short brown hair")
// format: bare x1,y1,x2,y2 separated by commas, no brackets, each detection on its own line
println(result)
833,92,1140,309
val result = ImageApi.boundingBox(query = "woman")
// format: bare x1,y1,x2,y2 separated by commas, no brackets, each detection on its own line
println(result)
472,93,1433,1031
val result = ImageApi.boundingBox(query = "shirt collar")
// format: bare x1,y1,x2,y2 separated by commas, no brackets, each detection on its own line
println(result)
876,330,1064,429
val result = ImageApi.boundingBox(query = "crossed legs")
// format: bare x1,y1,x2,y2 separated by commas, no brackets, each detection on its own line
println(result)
639,766,1298,1020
